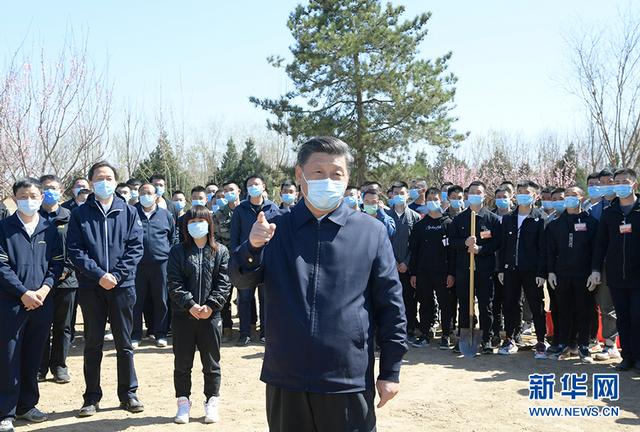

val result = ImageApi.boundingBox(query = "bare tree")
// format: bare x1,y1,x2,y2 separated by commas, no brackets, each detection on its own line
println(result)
113,105,148,179
567,7,640,168
0,36,111,195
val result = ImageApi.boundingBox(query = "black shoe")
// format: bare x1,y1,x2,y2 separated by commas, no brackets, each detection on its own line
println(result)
491,335,502,348
481,342,494,354
236,335,251,346
53,371,71,384
411,335,429,348
78,403,99,417
452,342,461,354
120,398,144,413
37,372,47,382
439,337,451,350
616,358,634,371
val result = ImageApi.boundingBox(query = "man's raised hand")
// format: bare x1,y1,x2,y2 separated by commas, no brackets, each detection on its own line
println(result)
249,212,276,249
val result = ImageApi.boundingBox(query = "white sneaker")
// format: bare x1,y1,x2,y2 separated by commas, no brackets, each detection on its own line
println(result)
521,322,533,336
594,345,621,361
131,340,139,349
156,338,168,348
174,397,191,424
0,418,14,432
104,332,114,342
204,396,219,423
498,340,518,355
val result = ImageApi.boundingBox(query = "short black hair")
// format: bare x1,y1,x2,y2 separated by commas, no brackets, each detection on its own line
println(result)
541,186,554,194
71,176,89,185
222,181,239,189
598,169,614,179
88,161,118,182
116,183,130,190
280,180,297,190
391,181,409,190
516,180,541,191
614,168,638,180
426,187,440,197
586,172,600,182
244,174,266,189
297,136,354,169
448,185,463,196
126,178,142,187
149,174,165,182
363,189,381,200
206,181,218,188
346,184,359,192
191,185,207,194
551,187,566,196
440,181,453,189
172,189,185,197
494,186,510,195
468,180,486,191
13,177,42,195
39,174,61,184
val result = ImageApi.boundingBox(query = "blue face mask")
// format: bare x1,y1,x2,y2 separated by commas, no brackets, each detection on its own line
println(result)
601,185,615,197
468,195,483,206
192,199,206,207
216,198,228,208
17,199,41,217
344,196,358,208
224,191,237,202
247,185,263,198
409,189,419,200
131,190,139,199
187,221,209,239
155,185,165,196
516,194,534,206
173,200,186,211
564,196,580,209
587,186,602,199
441,191,449,202
450,199,463,210
426,201,441,213
43,189,61,206
614,184,634,199
389,195,407,206
73,187,83,197
302,173,346,211
93,180,115,199
139,194,156,208
206,192,215,202
552,201,566,212
495,198,510,209
281,193,296,204
542,200,554,210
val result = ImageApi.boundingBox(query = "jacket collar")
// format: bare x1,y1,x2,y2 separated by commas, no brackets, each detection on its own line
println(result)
292,198,350,228
87,192,127,215
608,194,640,213
9,212,50,237
509,206,545,220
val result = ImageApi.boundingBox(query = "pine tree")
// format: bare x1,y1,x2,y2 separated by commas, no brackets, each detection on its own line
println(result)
133,128,190,193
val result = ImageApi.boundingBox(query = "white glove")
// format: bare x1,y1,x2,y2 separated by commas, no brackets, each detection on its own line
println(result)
586,271,601,292
535,277,545,287
498,273,504,285
548,273,557,290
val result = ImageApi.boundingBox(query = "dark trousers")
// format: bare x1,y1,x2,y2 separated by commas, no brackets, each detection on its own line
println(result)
609,284,640,362
78,286,138,404
238,284,264,338
172,313,222,399
547,281,559,345
456,270,494,343
399,272,417,335
40,288,77,376
416,273,453,337
221,286,234,329
503,270,546,343
555,275,593,346
266,384,376,432
133,262,168,340
0,298,53,420
492,273,504,336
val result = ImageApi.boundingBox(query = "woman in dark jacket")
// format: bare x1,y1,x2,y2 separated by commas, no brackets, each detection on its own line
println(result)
167,205,230,425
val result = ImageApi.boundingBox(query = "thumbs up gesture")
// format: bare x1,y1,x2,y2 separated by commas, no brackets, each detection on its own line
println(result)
249,212,277,249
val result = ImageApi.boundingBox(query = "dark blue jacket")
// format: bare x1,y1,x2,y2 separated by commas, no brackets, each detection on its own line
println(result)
39,206,77,289
67,193,144,289
229,198,280,251
135,204,178,264
229,200,408,394
61,198,79,212
0,213,64,301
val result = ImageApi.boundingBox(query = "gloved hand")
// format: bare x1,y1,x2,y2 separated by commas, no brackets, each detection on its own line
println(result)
586,271,601,292
535,277,545,288
547,273,557,290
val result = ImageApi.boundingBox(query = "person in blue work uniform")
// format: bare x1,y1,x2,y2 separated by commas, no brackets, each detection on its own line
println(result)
61,177,90,212
230,137,407,432
279,180,298,212
67,161,145,417
591,168,640,372
362,189,396,237
0,178,64,432
132,182,178,348
229,174,279,346
37,175,76,385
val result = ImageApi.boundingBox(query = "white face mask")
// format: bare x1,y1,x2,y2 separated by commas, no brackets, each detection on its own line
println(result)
302,172,347,211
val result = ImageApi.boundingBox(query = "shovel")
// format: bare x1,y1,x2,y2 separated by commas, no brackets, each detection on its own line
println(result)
459,210,482,357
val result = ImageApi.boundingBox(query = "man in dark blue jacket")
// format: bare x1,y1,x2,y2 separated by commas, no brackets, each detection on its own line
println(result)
0,178,64,431
230,137,407,432
61,177,91,212
229,174,279,346
67,161,144,417
132,182,177,348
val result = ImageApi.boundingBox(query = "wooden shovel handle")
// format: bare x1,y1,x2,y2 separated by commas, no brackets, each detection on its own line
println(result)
469,211,476,321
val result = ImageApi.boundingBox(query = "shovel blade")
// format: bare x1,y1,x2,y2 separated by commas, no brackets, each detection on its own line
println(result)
459,328,482,358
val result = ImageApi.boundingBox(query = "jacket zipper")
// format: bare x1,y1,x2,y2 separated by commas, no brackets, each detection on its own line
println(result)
198,248,203,304
622,217,626,280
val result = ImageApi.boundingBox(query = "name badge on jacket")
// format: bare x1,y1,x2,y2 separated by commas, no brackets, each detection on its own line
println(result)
574,223,586,232
620,223,632,234
480,230,492,239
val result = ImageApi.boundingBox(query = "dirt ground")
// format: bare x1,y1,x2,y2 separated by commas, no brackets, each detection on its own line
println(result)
18,307,640,432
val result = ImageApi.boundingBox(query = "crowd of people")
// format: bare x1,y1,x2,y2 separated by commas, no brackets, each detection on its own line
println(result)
0,139,639,431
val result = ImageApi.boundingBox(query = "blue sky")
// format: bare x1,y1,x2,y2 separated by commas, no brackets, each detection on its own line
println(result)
0,0,624,146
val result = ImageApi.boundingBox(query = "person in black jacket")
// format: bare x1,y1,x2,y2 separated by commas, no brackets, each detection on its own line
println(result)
0,202,9,220
546,186,597,363
591,168,640,372
449,180,501,354
0,178,64,430
168,206,230,425
498,180,548,358
132,182,178,348
409,187,455,349
61,177,90,212
37,175,77,384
